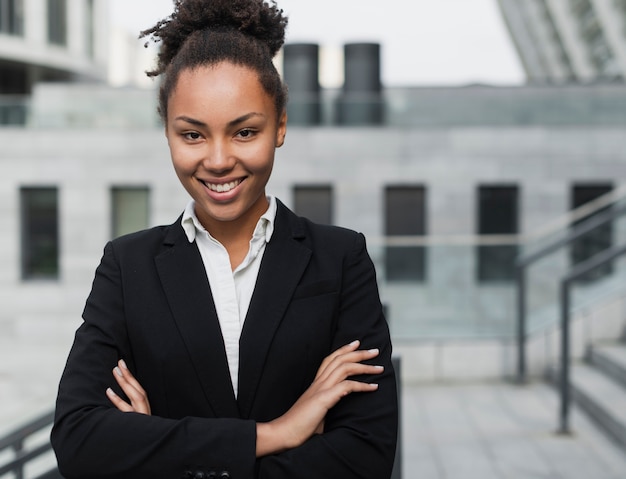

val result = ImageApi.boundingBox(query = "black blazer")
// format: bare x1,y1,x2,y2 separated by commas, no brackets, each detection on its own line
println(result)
52,200,398,479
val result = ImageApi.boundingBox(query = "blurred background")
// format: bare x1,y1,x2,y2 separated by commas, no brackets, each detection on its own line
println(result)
2,0,626,478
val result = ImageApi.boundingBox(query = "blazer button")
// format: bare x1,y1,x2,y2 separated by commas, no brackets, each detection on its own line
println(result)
194,472,206,479
219,472,231,478
207,473,216,479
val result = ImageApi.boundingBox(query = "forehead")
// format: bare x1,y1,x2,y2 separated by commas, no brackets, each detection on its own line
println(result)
168,63,275,122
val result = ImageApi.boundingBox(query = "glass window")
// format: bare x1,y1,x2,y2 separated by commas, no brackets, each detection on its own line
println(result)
477,185,519,282
21,187,59,280
385,185,426,281
571,183,613,282
47,0,67,46
111,187,150,238
0,0,24,35
293,185,333,224
85,0,95,58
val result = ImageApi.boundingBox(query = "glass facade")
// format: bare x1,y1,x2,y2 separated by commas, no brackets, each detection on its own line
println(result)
20,187,59,280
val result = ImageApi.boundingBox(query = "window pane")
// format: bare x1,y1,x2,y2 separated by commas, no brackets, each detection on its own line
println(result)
293,185,332,224
47,0,67,46
385,186,426,282
85,0,94,58
21,187,59,280
571,183,613,282
111,187,150,238
0,0,24,35
477,185,519,282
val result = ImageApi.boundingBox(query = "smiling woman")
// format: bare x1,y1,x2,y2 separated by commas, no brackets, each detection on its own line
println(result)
52,1,397,478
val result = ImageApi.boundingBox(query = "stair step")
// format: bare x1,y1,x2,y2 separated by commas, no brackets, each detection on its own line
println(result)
569,362,626,449
588,343,626,388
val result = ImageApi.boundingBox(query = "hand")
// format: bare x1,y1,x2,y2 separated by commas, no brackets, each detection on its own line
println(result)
256,340,383,457
106,360,152,415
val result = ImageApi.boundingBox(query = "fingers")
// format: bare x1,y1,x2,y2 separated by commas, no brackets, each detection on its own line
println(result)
315,340,382,379
106,360,152,415
106,387,134,412
316,341,383,384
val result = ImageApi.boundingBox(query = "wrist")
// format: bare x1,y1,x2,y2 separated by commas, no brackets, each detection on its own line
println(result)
256,420,287,457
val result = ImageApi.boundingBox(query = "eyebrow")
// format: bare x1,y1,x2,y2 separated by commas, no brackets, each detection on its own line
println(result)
174,112,266,128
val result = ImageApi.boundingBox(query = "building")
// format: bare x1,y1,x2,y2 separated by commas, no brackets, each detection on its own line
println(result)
497,0,626,83
0,0,109,123
1,40,626,432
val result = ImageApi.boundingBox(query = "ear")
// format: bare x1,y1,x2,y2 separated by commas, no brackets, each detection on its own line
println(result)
275,110,287,148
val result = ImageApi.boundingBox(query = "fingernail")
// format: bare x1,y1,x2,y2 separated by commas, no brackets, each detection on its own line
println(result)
370,383,379,388
120,359,128,369
374,365,384,370
114,367,123,377
350,340,360,347
368,348,379,354
106,388,116,397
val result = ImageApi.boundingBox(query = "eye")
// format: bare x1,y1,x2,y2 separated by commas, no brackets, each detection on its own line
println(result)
183,131,202,141
236,128,256,139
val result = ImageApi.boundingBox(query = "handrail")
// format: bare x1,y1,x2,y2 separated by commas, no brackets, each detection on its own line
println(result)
557,242,626,434
0,409,59,479
526,184,626,242
516,201,626,382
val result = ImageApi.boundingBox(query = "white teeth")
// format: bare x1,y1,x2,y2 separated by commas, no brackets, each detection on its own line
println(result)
206,180,241,193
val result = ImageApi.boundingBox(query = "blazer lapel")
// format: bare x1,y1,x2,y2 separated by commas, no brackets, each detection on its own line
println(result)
155,222,239,418
237,203,311,418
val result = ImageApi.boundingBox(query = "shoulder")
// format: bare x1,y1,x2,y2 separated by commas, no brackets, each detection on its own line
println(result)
106,217,183,259
275,200,366,253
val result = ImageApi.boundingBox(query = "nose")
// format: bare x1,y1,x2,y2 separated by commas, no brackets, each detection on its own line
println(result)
202,139,235,173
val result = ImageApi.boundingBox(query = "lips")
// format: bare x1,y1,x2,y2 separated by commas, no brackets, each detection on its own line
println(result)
202,179,243,193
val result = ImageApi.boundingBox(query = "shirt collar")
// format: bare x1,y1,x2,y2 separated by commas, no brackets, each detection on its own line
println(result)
181,196,277,244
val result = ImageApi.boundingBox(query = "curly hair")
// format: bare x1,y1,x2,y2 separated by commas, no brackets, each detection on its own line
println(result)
140,0,289,123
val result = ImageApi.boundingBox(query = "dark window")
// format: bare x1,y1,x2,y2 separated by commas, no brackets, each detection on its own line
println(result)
477,185,519,282
571,183,613,282
111,187,150,238
0,0,24,35
385,185,426,281
21,187,59,280
47,0,67,46
293,185,333,224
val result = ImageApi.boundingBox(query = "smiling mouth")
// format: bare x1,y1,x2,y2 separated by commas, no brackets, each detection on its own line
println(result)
202,179,243,193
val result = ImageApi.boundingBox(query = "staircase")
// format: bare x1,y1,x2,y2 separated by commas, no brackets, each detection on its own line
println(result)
567,340,626,450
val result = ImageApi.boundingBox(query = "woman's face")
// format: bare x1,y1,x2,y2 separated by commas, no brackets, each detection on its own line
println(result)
165,62,287,234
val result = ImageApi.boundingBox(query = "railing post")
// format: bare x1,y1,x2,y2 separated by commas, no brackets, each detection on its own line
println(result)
516,265,526,383
14,438,24,479
558,279,571,434
391,356,402,479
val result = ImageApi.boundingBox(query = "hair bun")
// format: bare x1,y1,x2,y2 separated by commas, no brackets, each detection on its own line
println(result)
144,0,287,58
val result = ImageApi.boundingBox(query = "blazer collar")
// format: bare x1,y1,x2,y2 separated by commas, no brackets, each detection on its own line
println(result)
237,201,312,418
156,204,311,419
156,218,239,418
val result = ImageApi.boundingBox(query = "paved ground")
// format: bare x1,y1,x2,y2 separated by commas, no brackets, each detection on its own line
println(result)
1,337,626,478
401,381,626,479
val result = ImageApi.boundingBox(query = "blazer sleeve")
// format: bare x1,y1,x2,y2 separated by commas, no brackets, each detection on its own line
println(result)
256,232,398,479
51,241,258,479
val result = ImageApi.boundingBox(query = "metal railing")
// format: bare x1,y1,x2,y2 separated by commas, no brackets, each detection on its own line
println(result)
557,243,626,434
0,410,60,479
515,200,626,382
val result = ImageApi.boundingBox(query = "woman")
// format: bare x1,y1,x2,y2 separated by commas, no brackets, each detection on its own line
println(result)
51,1,397,477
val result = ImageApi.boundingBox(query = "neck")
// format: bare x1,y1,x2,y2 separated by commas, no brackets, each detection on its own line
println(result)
200,196,269,248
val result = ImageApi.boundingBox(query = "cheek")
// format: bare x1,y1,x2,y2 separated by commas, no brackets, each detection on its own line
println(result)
243,144,275,175
169,147,198,177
